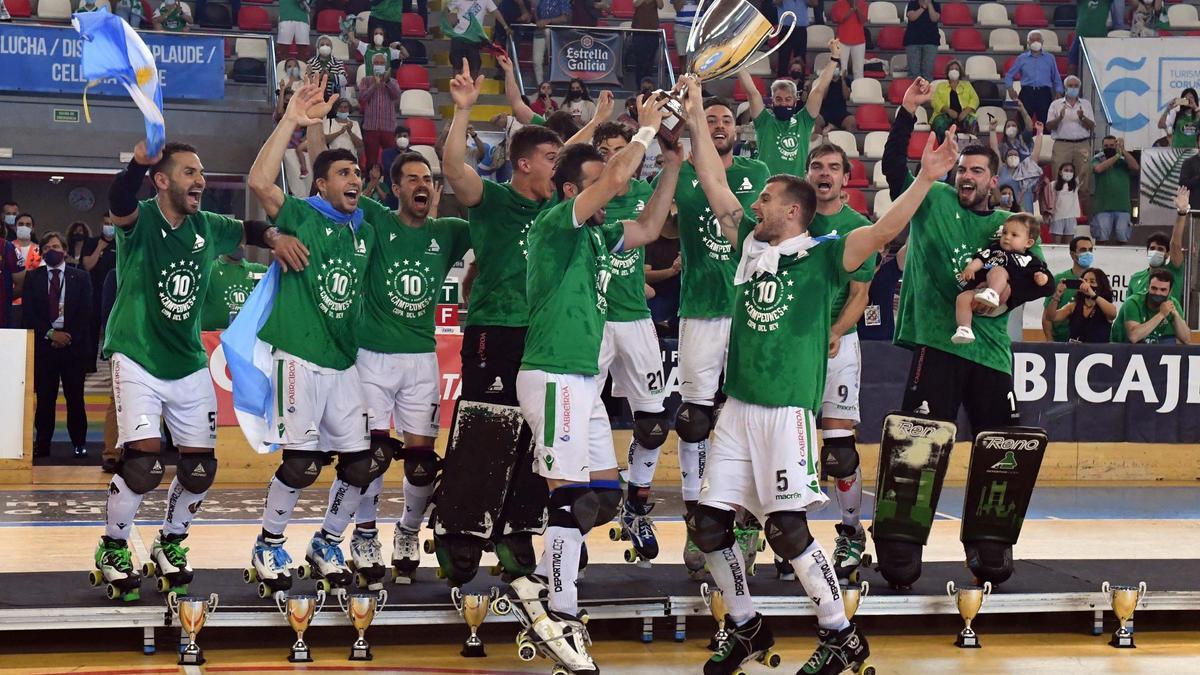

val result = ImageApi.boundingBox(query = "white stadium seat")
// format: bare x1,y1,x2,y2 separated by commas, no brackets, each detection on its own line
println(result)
873,189,894,217
965,55,1002,82
873,160,888,188
913,105,931,131
890,54,908,77
989,28,1023,53
976,105,1008,132
412,144,441,174
827,130,861,159
807,24,836,48
977,2,1011,27
938,28,949,51
1040,30,1062,53
863,131,888,159
400,89,436,117
36,0,73,19
235,38,269,61
850,78,885,105
867,1,901,25
1107,29,1131,38
1167,4,1200,28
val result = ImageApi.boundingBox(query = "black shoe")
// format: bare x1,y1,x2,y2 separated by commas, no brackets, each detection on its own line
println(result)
102,458,119,473
74,446,89,458
704,613,777,675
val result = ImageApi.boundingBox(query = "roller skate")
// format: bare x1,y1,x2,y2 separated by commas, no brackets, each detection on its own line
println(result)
494,575,596,674
90,536,141,602
491,534,537,582
391,525,420,585
800,622,873,675
684,534,707,580
833,524,867,584
703,613,780,675
142,531,193,594
774,554,796,581
245,533,308,599
306,530,353,597
609,500,659,566
349,527,387,590
734,517,765,576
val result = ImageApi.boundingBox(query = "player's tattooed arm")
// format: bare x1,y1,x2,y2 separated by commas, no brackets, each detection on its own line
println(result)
623,133,681,249
444,59,486,208
677,76,745,247
250,73,337,219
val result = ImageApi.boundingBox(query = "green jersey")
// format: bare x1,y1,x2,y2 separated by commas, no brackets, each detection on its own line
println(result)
277,0,308,23
1091,154,1133,213
258,196,376,370
1076,0,1112,38
603,179,654,322
522,199,625,375
726,232,852,408
358,209,471,354
659,157,770,318
809,205,875,335
370,0,405,22
466,180,552,327
893,176,1041,375
1171,110,1199,148
1129,261,1185,311
1043,268,1081,342
441,0,494,42
753,108,816,177
201,258,268,331
104,199,242,379
1111,293,1178,343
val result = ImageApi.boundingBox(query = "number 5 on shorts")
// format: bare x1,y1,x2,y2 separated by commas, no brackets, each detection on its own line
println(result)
776,469,788,492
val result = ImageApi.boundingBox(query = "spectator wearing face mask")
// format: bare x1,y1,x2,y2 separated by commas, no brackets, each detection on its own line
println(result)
152,0,193,32
1070,0,1113,74
1042,235,1094,341
1158,88,1200,149
1047,76,1096,209
357,54,401,168
531,81,559,116
82,214,118,367
1004,30,1063,127
561,78,598,125
349,27,410,71
279,59,306,96
1131,0,1165,38
276,0,311,62
996,121,1044,213
380,124,413,207
324,99,366,164
1091,135,1139,244
308,36,348,102
13,213,40,270
903,0,940,82
996,185,1017,211
1043,162,1081,244
2,201,19,240
369,0,411,46
273,89,312,195
64,222,91,268
114,0,146,28
1044,266,1115,344
930,59,978,141
1128,186,1190,310
1112,269,1191,344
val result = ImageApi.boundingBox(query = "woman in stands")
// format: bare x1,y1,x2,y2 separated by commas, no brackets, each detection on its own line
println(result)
929,59,978,141
1043,267,1117,343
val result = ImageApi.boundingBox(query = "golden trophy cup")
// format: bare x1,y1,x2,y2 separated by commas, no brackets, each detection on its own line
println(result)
700,582,730,651
1102,581,1147,648
947,580,991,648
842,581,869,621
339,589,386,660
167,592,218,665
277,589,325,662
451,587,497,658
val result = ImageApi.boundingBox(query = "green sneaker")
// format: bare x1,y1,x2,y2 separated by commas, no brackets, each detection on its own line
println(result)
91,536,140,601
833,523,866,582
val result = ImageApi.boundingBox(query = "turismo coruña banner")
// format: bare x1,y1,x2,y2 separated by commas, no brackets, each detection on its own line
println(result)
0,23,225,100
549,27,623,85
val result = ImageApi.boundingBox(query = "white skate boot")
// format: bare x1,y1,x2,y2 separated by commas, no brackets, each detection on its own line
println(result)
391,525,420,584
500,575,597,674
350,527,387,590
306,531,353,595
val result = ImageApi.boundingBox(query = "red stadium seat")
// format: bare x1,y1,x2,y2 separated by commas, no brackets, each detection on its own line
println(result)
659,22,675,44
940,3,972,26
1056,55,1069,77
5,0,31,18
907,131,931,160
315,9,345,34
888,78,913,105
238,6,272,31
876,26,905,50
402,12,427,37
1003,54,1018,77
846,188,868,216
847,160,870,188
856,103,890,131
934,54,955,76
404,118,438,145
733,76,766,102
395,64,430,90
950,28,986,52
1014,4,1048,28
610,0,634,19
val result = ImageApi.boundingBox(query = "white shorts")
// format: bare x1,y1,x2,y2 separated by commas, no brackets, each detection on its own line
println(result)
111,353,217,449
278,20,310,46
266,351,369,452
516,370,618,483
357,349,441,438
821,332,862,423
597,319,666,413
677,316,731,406
700,397,827,523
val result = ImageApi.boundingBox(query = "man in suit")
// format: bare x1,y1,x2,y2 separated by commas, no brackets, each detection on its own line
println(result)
24,232,93,459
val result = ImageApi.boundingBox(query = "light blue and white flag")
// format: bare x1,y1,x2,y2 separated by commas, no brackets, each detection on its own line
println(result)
72,9,166,156
221,263,281,454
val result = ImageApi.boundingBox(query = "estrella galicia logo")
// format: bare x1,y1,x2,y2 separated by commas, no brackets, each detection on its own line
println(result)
1102,56,1149,133
698,51,723,74
562,33,618,81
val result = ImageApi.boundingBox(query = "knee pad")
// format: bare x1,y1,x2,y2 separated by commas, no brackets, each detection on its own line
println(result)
591,481,621,527
336,447,390,489
674,403,714,443
275,450,326,490
632,411,670,449
371,432,404,461
685,504,736,553
547,486,600,534
821,435,860,479
175,451,217,493
118,448,166,495
402,446,440,487
764,511,814,560
965,540,1014,585
876,538,923,588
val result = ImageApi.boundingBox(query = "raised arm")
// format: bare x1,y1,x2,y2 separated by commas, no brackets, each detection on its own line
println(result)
497,53,537,125
884,78,930,197
624,137,681,249
250,75,335,219
1169,186,1190,267
806,40,842,119
1121,138,1139,172
679,77,745,247
107,141,162,228
737,69,766,120
443,59,486,208
566,91,615,146
1031,120,1044,162
571,96,663,227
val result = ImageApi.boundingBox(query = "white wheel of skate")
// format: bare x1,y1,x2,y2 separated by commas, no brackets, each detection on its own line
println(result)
104,584,120,600
243,567,257,583
491,596,512,615
516,640,537,662
141,561,156,577
257,582,272,599
551,666,569,675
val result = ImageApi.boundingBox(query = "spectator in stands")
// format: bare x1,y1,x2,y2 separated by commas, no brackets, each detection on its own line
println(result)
1004,30,1063,126
494,0,533,55
24,232,92,460
532,0,571,85
13,214,39,270
1131,0,1164,37
1158,88,1199,149
1044,267,1116,343
444,0,511,78
617,96,640,130
1129,187,1189,307
364,163,390,201
2,202,18,240
531,81,560,116
279,59,305,95
903,0,940,82
64,222,91,268
930,59,978,141
1043,235,1094,341
152,0,194,32
644,209,681,337
380,124,412,202
774,0,811,79
324,99,365,161
1047,75,1096,212
674,0,700,58
632,0,665,83
114,0,146,28
1113,270,1191,344
81,216,116,368
561,78,598,124
0,239,17,329
276,0,312,62
357,54,401,169
1091,135,1139,244
274,88,312,195
995,121,1044,213
1070,0,1113,74
858,241,904,341
572,0,602,25
462,125,489,176
308,36,349,102
77,0,105,14
1046,162,1081,244
349,27,410,69
368,0,408,45
813,64,852,134
830,0,867,81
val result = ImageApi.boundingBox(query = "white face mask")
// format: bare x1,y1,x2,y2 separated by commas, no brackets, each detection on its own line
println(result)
1030,41,1043,53
373,34,384,46
1061,171,1074,181
373,64,386,75
1005,126,1018,138
1006,156,1020,168
948,69,960,81
16,226,32,240
1148,250,1166,267
2,214,14,226
318,44,332,57
396,136,410,149
102,225,116,238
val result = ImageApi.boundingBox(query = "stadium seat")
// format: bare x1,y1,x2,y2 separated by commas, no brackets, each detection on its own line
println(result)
405,119,438,146
238,6,272,31
989,28,1023,52
733,76,767,102
1014,4,1048,28
912,105,931,131
5,0,31,18
847,159,870,188
402,39,428,64
316,9,346,34
660,22,676,45
940,3,972,27
828,130,861,159
938,28,949,51
1168,4,1200,28
748,50,774,77
872,160,888,188
1041,31,1062,53
934,55,954,76
850,78,885,104
353,63,367,85
1056,55,1069,76
735,101,751,122
950,28,986,52
1052,5,1076,27
395,64,430,90
611,0,634,19
873,189,894,217
329,38,350,61
35,0,72,20
867,1,901,25
412,144,442,174
808,24,836,46
977,3,1011,27
862,131,888,159
845,188,869,215
356,11,372,34
890,53,908,77
198,2,233,28
976,105,1008,132
856,103,890,131
235,37,269,60
231,58,268,84
907,131,930,159
400,89,436,117
814,53,833,73
965,55,1001,81
875,26,905,51
888,78,913,106
1108,29,1131,38
402,12,427,37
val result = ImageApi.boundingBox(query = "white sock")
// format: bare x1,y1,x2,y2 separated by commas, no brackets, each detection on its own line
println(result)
356,476,384,527
105,474,144,540
834,467,864,531
399,476,435,531
262,476,303,536
678,439,707,502
704,544,756,626
321,479,365,538
542,525,584,615
161,477,206,536
791,540,850,630
627,439,661,487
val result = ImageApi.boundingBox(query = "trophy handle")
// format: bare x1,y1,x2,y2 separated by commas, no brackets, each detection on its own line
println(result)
686,0,709,53
980,581,992,609
1101,581,1111,596
167,591,179,614
946,581,957,597
377,589,388,612
337,590,350,615
699,582,712,607
1136,582,1147,607
450,587,464,612
739,11,799,75
207,593,219,613
314,589,327,614
275,592,288,615
859,581,869,597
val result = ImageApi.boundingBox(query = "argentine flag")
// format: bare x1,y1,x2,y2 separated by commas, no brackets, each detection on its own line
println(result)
72,9,166,156
221,263,282,454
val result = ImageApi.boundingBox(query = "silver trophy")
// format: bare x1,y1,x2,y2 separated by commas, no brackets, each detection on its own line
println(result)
277,589,326,662
167,592,218,665
339,589,386,660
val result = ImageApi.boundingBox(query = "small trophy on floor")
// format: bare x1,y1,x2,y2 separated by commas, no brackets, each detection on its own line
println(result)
451,587,497,658
167,592,218,665
948,580,991,648
278,590,325,662
340,590,387,660
1102,581,1147,648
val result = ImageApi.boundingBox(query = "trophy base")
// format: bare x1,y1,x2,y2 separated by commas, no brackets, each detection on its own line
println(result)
289,641,313,663
955,631,981,648
178,645,205,666
349,648,374,661
1109,630,1136,649
461,641,487,658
